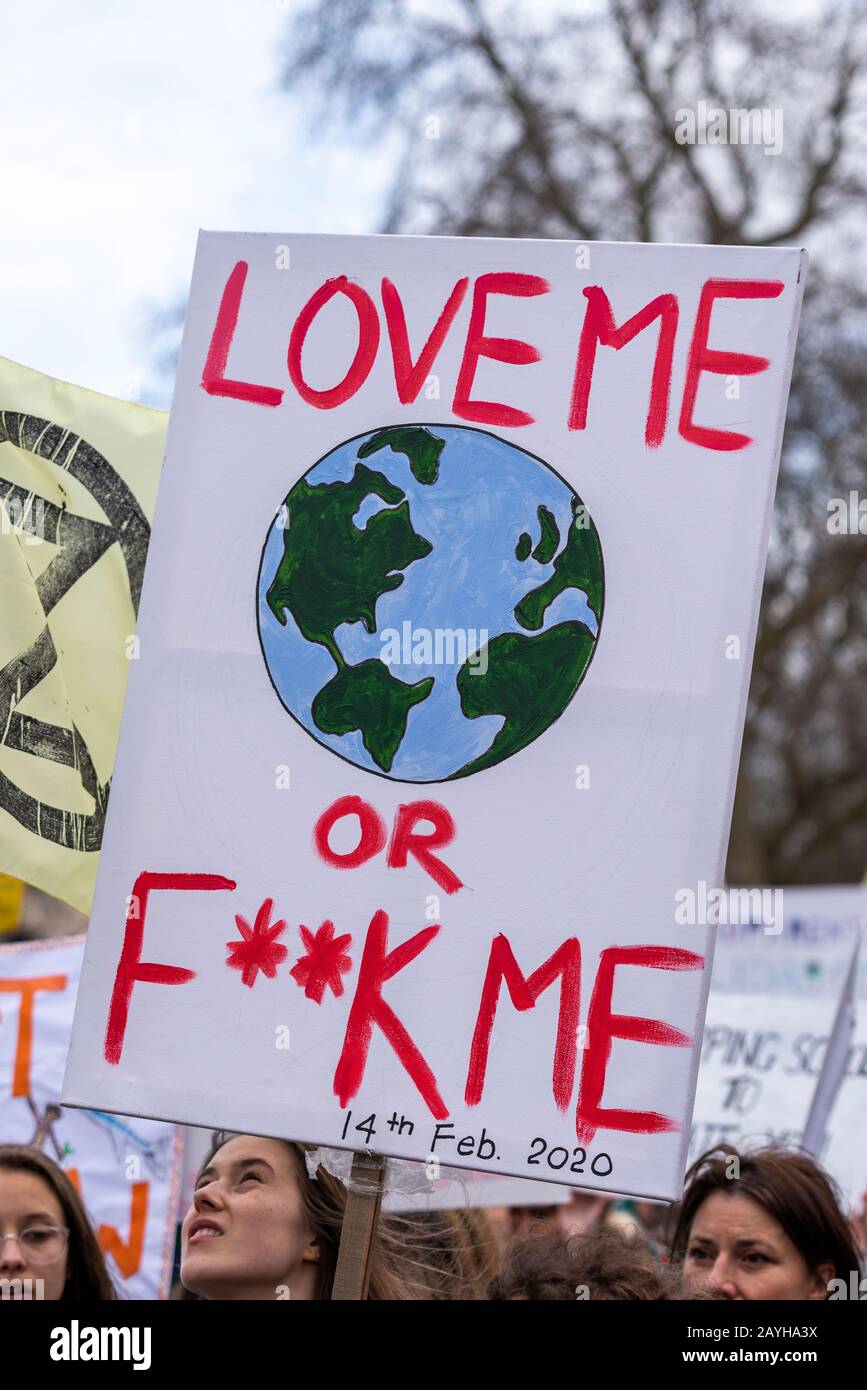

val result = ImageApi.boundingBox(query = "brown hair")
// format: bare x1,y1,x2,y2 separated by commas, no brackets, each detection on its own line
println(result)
394,1207,503,1299
488,1224,683,1300
181,1132,469,1300
668,1144,861,1289
0,1145,117,1300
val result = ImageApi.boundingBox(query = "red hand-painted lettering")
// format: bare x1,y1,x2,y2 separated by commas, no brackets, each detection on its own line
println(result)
314,796,462,891
465,934,581,1110
288,276,380,409
333,909,446,1119
290,921,353,1003
453,272,549,426
386,800,463,895
679,278,784,450
381,276,469,403
568,288,679,446
201,261,283,406
225,898,288,988
313,795,388,870
575,945,704,1145
105,872,236,1065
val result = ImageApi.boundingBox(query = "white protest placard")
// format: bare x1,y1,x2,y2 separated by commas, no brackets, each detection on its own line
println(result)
710,885,867,1000
694,886,867,1206
0,937,182,1299
691,991,867,1206
63,232,806,1201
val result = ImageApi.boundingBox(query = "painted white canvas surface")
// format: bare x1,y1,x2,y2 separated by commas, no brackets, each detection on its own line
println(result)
64,231,806,1201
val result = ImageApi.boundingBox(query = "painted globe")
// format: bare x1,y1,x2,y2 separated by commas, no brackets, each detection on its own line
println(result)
257,424,603,782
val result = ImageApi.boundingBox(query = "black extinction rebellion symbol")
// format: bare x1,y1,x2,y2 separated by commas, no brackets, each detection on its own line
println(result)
0,412,150,851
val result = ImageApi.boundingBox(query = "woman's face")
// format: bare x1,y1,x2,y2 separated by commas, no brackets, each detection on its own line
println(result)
180,1136,320,1300
0,1168,69,1300
683,1190,833,1300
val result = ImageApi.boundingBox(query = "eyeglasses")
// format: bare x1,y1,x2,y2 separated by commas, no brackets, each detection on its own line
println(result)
0,1227,69,1264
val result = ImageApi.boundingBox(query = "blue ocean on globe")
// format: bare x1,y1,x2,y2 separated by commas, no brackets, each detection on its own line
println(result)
257,424,602,782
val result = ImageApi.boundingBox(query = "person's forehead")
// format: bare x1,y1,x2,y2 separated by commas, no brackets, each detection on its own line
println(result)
212,1136,291,1170
693,1189,783,1241
0,1167,62,1214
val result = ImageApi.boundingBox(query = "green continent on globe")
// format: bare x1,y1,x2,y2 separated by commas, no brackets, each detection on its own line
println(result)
266,456,435,773
265,461,433,665
451,621,596,778
531,505,560,564
515,495,604,630
357,426,445,485
312,659,434,774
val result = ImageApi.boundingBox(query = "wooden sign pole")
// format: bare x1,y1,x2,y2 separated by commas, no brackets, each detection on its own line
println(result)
331,1150,387,1300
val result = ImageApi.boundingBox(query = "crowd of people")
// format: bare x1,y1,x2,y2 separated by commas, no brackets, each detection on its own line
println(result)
1,1133,864,1300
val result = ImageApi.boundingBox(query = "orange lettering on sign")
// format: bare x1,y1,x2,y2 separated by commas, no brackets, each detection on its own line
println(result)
97,1183,149,1279
66,1170,150,1280
0,976,66,1095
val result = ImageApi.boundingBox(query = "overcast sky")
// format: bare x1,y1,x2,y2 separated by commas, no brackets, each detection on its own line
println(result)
0,0,392,408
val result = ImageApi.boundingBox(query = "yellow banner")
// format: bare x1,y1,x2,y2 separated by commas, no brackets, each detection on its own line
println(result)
0,357,166,913
0,873,24,932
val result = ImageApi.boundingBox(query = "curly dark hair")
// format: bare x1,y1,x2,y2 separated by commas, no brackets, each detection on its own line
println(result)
487,1224,684,1301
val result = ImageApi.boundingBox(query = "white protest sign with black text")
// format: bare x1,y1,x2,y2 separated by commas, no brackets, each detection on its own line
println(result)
695,886,867,1206
691,991,867,1205
64,232,805,1201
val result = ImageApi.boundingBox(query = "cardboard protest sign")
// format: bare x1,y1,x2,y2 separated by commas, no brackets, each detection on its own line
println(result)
691,991,867,1206
64,232,805,1201
0,936,182,1298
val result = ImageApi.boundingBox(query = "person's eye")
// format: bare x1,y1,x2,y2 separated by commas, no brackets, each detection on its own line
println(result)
743,1252,769,1265
239,1170,263,1184
25,1229,52,1243
687,1247,709,1261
